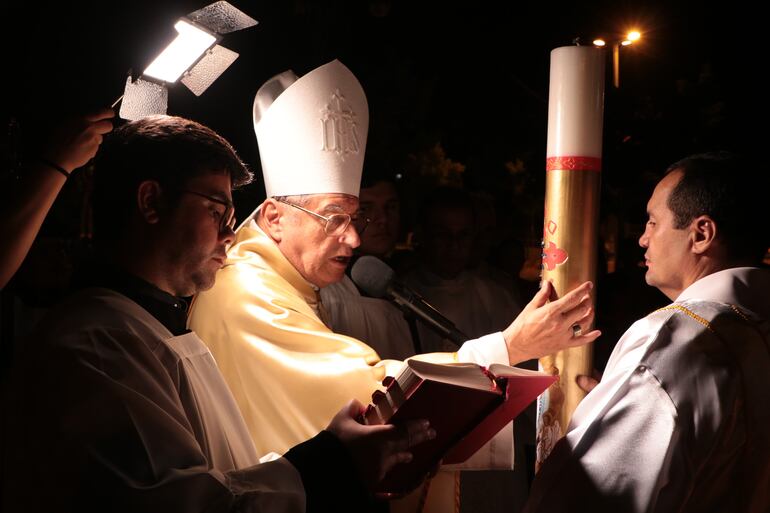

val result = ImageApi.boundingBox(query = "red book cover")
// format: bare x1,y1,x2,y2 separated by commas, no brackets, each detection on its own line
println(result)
363,360,555,495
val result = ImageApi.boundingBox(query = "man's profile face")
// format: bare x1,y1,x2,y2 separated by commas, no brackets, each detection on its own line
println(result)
638,170,692,300
280,193,360,288
358,181,400,258
162,172,235,296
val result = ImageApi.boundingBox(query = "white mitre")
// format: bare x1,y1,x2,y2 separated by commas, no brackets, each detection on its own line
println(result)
253,60,368,198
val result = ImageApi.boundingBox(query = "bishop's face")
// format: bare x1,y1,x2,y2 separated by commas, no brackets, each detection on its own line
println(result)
279,193,361,288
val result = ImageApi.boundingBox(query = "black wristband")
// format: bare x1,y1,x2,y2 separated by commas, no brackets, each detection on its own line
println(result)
39,157,71,178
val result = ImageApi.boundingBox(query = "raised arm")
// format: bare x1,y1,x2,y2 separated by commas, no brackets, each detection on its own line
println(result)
0,107,113,289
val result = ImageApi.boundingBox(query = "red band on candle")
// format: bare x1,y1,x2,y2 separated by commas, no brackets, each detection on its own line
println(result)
546,156,602,172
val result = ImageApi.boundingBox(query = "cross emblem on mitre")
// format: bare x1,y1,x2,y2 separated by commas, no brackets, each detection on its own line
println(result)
321,89,361,158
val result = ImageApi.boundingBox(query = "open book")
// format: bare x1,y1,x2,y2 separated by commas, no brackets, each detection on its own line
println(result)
363,359,556,495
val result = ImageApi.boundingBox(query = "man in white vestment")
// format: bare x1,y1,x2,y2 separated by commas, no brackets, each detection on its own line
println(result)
401,186,530,512
404,187,523,354
321,171,417,360
526,153,770,512
1,116,433,513
189,60,600,512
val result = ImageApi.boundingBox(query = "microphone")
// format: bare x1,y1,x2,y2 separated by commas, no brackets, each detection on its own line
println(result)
350,256,469,346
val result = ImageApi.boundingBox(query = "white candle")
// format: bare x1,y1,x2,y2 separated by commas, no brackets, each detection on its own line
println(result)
546,46,605,171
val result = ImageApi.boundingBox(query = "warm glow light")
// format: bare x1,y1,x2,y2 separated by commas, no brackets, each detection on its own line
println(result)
144,20,216,83
627,30,641,41
621,40,632,46
593,39,606,47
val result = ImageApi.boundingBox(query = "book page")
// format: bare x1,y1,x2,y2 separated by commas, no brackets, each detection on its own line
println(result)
488,363,550,378
401,359,495,391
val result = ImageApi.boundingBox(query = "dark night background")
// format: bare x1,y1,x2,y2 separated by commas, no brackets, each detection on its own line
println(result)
0,0,765,335
3,0,763,212
0,3,767,505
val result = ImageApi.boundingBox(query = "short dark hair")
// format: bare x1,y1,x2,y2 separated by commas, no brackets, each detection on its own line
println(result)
93,115,252,240
665,152,768,263
360,160,399,190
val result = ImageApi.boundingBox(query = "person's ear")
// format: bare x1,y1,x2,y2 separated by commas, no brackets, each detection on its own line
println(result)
690,215,717,255
137,180,163,224
260,198,284,242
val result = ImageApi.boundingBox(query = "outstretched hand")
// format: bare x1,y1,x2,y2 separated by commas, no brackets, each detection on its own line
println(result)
503,280,601,365
326,399,436,491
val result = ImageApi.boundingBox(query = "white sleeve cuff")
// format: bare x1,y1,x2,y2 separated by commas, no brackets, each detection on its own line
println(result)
457,332,508,366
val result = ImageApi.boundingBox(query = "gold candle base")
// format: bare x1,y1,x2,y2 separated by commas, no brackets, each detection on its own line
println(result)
535,166,600,469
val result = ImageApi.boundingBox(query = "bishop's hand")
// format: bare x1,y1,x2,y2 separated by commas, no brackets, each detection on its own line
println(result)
503,280,601,365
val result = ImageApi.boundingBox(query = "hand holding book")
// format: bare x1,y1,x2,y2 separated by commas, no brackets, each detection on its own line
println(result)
362,359,556,495
327,398,436,493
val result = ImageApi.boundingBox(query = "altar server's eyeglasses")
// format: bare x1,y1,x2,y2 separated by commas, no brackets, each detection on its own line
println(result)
180,189,236,232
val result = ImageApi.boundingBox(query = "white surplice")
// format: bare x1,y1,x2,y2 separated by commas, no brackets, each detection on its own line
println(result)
2,288,305,513
402,266,522,354
526,267,770,512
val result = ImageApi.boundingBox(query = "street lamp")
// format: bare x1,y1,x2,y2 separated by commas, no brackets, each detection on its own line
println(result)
593,30,642,88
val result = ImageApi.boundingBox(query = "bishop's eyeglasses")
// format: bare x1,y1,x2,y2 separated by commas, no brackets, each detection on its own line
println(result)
276,198,371,237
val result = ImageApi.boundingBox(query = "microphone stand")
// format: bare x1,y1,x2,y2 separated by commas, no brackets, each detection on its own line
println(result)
401,310,424,355
389,284,469,346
